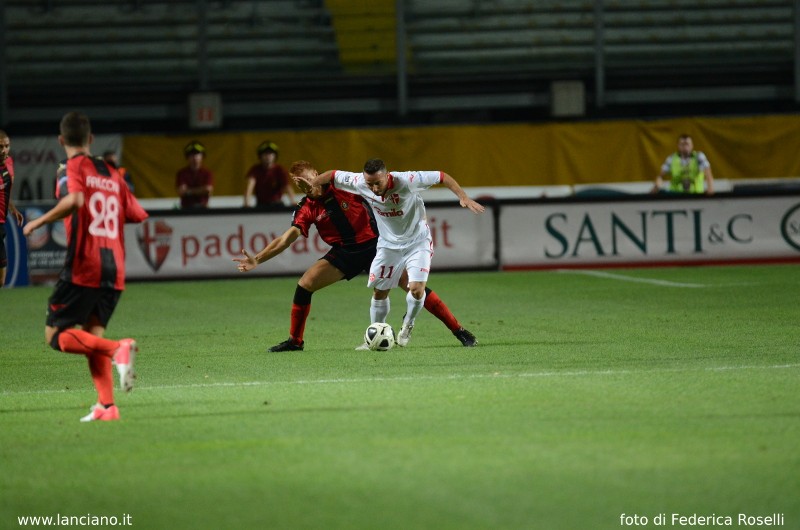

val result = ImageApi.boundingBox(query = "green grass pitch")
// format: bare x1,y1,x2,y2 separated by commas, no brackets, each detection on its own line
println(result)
1,265,798,529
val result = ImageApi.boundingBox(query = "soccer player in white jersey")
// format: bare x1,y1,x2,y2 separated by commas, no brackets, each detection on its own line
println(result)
297,158,484,347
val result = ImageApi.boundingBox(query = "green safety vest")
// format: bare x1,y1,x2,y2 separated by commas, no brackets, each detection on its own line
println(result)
669,152,704,193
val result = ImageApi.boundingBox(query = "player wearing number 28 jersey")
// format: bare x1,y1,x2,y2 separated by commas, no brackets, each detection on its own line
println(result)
56,154,147,289
23,112,148,422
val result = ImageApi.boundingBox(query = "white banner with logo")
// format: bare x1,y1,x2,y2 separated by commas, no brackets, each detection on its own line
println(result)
500,197,800,268
124,206,497,279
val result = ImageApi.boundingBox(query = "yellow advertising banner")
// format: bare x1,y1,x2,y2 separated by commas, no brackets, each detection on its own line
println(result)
121,114,800,199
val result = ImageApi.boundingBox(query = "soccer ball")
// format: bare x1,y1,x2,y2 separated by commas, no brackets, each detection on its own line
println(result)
364,322,395,351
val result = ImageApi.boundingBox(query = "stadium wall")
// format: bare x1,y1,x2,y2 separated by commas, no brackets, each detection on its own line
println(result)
118,114,800,200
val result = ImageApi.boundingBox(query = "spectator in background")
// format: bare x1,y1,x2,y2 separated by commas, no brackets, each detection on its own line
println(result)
243,141,295,208
652,134,715,195
1,129,25,288
102,149,134,193
176,140,213,209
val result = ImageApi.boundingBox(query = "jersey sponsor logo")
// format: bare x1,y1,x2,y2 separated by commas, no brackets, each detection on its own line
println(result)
136,219,173,271
375,207,404,218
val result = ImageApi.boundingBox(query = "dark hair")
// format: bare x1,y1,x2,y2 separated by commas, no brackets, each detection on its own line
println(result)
678,133,692,141
363,158,386,174
60,111,91,147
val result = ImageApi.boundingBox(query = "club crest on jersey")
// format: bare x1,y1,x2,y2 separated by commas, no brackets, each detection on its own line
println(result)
136,219,173,272
341,201,349,210
388,193,401,205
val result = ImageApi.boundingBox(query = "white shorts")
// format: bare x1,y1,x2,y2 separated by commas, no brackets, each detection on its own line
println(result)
368,238,433,290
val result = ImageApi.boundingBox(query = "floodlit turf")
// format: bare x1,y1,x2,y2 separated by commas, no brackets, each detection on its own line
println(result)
1,265,798,529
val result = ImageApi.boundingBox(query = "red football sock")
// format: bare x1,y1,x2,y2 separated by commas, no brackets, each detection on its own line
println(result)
57,329,118,358
289,303,311,343
423,290,461,331
87,353,115,405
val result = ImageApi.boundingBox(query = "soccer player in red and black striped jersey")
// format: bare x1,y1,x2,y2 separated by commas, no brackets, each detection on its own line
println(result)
0,129,25,287
233,160,476,351
23,112,149,422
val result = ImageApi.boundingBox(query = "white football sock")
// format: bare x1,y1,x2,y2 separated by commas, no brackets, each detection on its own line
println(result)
404,290,426,325
370,296,390,323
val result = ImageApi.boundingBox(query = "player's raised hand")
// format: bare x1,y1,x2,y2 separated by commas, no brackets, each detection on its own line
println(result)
233,249,257,272
293,174,313,194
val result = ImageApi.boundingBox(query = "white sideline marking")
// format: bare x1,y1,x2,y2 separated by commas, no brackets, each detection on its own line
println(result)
558,269,708,288
2,363,798,396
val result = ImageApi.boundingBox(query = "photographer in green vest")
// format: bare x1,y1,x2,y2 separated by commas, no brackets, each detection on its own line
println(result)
652,134,715,195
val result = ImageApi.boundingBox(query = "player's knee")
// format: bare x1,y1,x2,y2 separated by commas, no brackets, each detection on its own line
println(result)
408,285,426,300
48,330,62,352
373,289,390,300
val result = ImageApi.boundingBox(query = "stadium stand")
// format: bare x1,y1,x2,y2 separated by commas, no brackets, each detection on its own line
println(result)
0,0,796,131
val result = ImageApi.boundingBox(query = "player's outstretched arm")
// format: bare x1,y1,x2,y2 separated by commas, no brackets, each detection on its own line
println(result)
440,172,485,214
22,192,83,237
233,226,301,272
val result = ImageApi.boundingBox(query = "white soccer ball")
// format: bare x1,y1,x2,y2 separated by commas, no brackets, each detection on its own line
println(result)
364,322,395,351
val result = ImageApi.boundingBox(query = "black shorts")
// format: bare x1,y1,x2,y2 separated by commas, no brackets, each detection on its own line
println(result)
0,224,7,268
322,240,378,281
46,280,122,329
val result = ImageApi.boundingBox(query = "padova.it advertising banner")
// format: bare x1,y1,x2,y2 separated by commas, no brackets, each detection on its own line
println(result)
124,205,497,280
500,196,800,268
